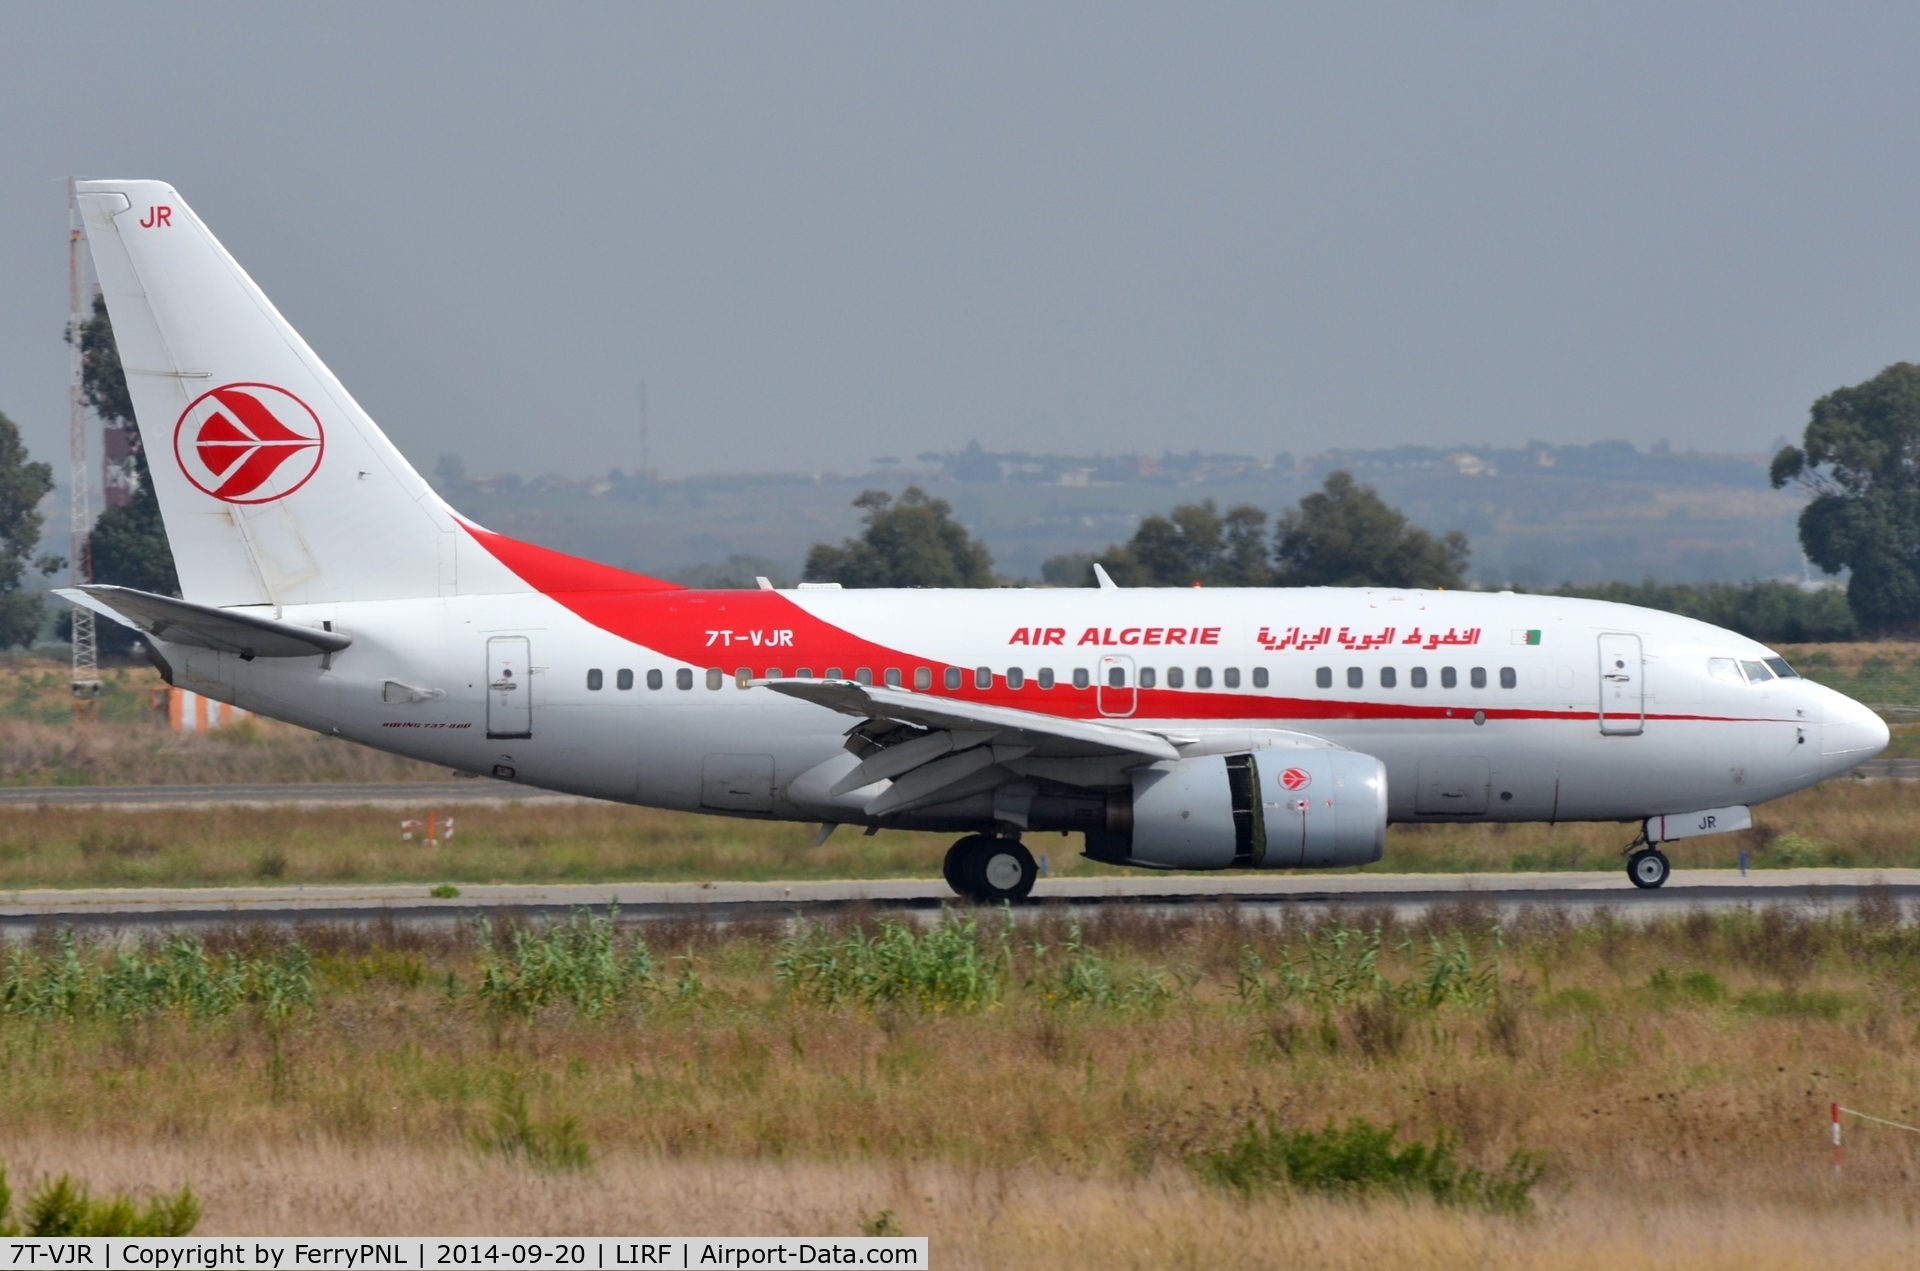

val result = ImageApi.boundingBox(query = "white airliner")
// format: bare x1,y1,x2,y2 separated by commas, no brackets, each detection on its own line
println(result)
63,180,1888,901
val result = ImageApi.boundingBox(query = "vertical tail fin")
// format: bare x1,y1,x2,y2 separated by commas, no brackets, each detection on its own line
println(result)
76,180,463,607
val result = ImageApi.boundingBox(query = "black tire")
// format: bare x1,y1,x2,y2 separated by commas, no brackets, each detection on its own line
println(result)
1628,848,1671,889
942,836,987,895
961,838,1038,903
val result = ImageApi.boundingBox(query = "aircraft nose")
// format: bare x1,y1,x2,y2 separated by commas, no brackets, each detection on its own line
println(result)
1822,693,1890,777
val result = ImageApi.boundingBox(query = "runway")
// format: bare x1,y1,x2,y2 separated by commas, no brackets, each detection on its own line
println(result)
2,868,1915,932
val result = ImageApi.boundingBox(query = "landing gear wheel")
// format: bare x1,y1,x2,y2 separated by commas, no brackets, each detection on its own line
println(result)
941,838,975,894
945,835,1038,903
1628,848,1671,889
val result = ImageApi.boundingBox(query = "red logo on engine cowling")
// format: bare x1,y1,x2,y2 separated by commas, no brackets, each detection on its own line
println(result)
173,383,324,504
1279,767,1312,791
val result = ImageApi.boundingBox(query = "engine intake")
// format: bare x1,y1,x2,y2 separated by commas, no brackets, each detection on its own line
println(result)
1086,750,1386,870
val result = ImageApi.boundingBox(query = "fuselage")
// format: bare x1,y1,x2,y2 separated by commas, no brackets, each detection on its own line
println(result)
163,579,1887,835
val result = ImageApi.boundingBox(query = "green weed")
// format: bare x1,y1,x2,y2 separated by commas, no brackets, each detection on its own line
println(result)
0,933,312,1022
474,1086,591,1171
1028,921,1173,1011
775,912,1007,1011
0,1164,199,1235
476,910,656,1020
1194,1118,1544,1215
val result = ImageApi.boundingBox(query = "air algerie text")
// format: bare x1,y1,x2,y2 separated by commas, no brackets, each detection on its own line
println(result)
1009,627,1221,647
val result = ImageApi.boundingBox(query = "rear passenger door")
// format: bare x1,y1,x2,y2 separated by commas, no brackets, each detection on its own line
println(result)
486,636,533,738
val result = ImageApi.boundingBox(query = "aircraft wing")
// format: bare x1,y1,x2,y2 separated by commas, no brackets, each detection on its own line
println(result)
57,585,351,659
765,678,1182,819
765,679,1181,761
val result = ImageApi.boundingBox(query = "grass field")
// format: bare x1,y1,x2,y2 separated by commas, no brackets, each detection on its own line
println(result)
3,903,1919,1262
0,754,1914,890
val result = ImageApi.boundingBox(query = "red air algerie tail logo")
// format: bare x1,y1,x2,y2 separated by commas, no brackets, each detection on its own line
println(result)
173,383,324,504
1279,767,1312,792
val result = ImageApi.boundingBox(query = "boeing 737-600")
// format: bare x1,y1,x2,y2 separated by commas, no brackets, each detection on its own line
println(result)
60,180,1890,901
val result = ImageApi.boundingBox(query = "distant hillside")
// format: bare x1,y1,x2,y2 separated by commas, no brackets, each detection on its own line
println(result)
434,439,1812,587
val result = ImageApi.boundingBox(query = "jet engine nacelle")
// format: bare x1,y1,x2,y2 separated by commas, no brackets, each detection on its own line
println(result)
1087,750,1387,870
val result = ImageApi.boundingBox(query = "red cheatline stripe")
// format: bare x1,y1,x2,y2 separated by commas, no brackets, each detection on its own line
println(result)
460,524,1794,728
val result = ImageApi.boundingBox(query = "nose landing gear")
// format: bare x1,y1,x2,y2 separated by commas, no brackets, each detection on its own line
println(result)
1624,831,1671,889
942,834,1038,903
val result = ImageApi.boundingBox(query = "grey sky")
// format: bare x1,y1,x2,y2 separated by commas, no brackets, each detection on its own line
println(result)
4,3,1920,481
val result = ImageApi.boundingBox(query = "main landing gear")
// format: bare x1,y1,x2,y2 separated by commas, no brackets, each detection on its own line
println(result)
1624,831,1671,889
943,834,1038,903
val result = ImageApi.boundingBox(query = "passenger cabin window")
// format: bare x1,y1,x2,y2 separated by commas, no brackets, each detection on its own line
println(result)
1499,667,1517,689
1224,668,1241,689
1379,667,1396,688
1252,667,1269,688
1108,666,1127,688
735,668,751,688
914,667,932,690
1410,667,1427,688
975,666,992,689
1073,668,1091,689
855,668,872,685
705,668,724,690
647,669,664,690
884,668,902,688
765,668,783,680
945,667,963,690
1197,667,1214,689
1167,667,1184,689
1315,667,1332,689
1007,667,1025,689
586,669,603,691
1765,657,1799,679
1440,667,1457,689
1139,667,1157,689
1470,667,1487,689
825,667,843,680
1038,668,1055,689
1346,667,1363,689
676,668,694,690
1740,660,1774,683
617,669,633,691
797,668,814,679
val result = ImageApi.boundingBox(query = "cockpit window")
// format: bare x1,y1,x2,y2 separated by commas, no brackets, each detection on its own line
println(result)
1764,657,1798,679
1739,659,1774,683
1707,657,1743,685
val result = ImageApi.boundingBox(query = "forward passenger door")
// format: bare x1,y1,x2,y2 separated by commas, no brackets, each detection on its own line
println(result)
1598,633,1644,736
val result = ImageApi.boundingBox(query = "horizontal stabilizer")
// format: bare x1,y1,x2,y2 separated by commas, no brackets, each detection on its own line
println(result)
58,585,350,659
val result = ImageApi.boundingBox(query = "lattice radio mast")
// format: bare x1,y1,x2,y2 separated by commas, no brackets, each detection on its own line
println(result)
67,179,101,717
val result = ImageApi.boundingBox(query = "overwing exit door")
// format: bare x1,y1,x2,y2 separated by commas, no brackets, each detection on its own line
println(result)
1097,655,1136,717
1598,633,1643,736
487,635,533,739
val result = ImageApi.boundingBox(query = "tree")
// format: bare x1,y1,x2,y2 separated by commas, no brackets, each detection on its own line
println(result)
1072,500,1273,587
0,410,58,649
1770,361,1920,633
77,296,179,600
804,487,996,587
1273,471,1469,588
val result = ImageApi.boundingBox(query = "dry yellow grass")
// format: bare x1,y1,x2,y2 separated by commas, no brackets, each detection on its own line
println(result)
0,717,447,787
0,1137,1916,1267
